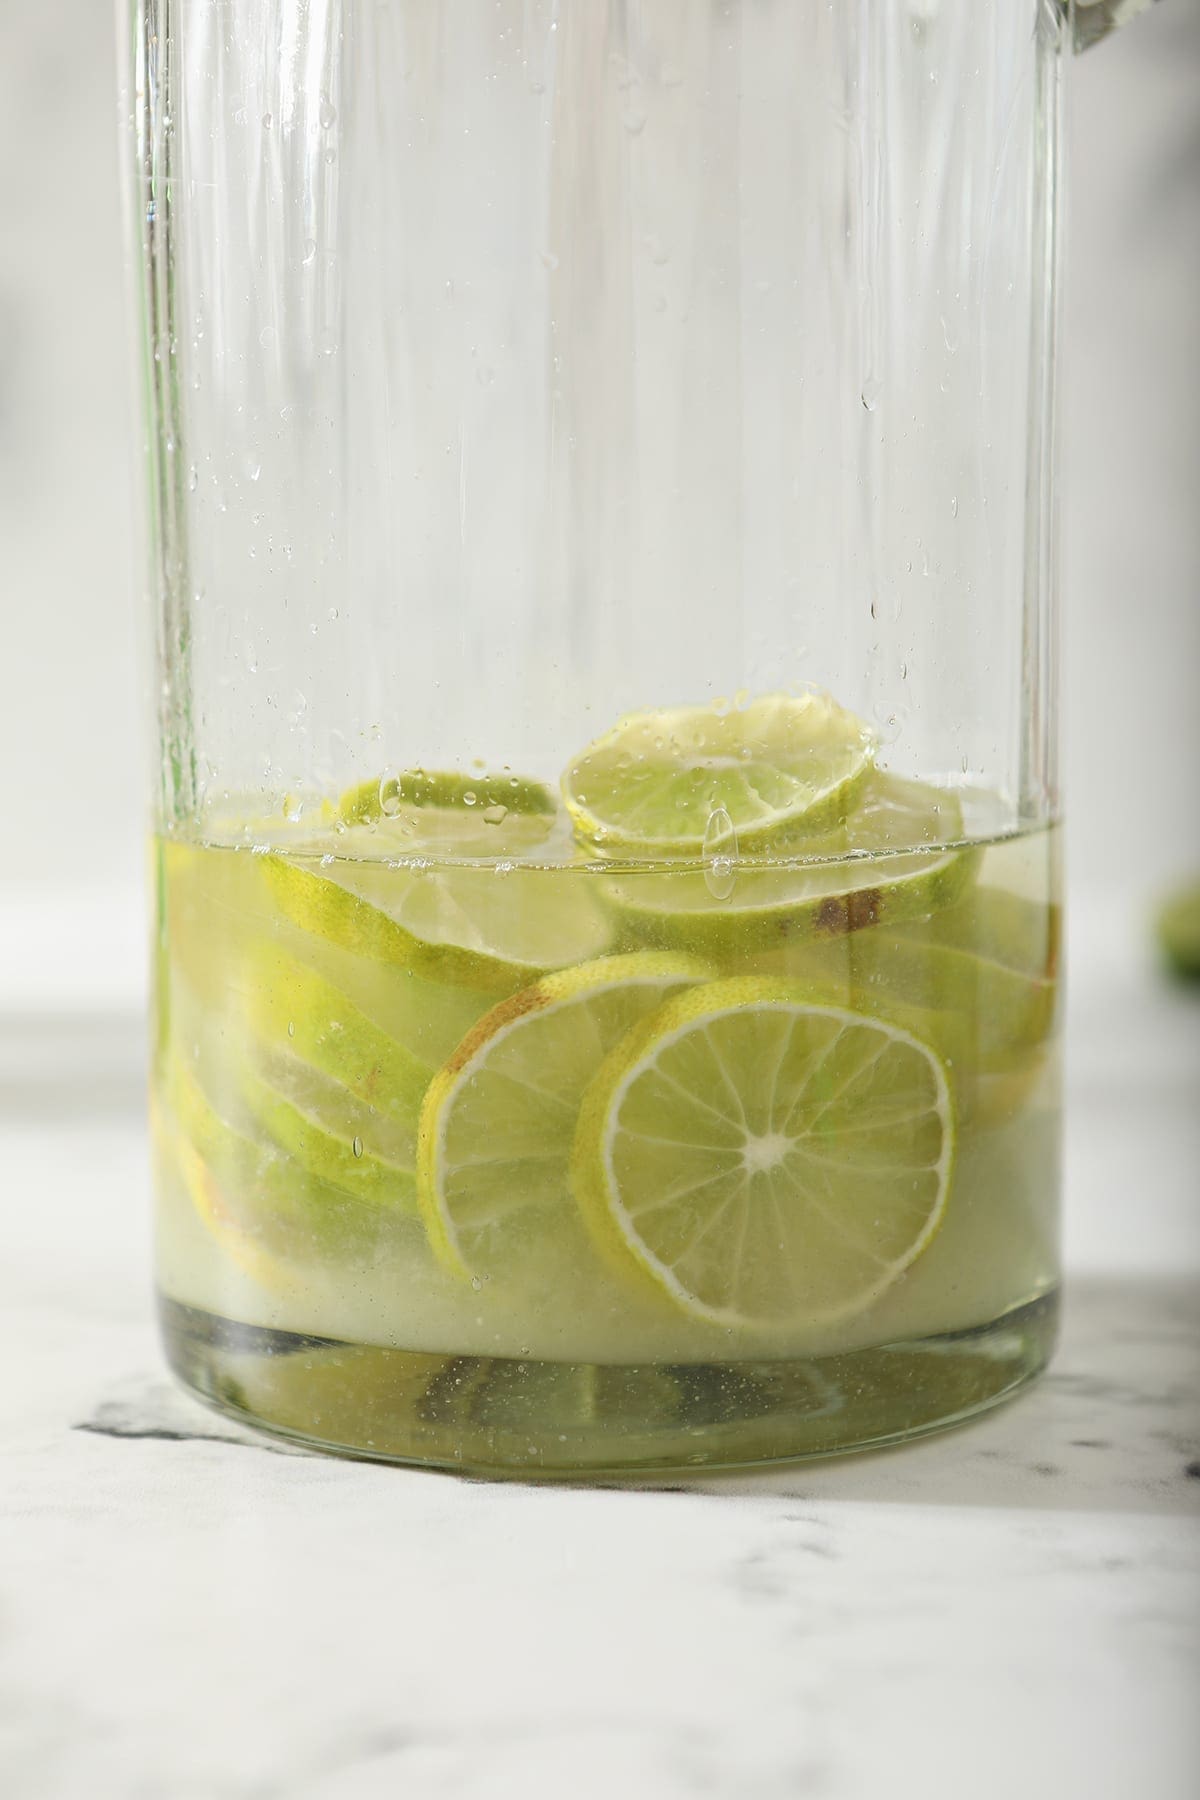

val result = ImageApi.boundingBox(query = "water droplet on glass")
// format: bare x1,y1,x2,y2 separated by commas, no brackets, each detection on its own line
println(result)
261,111,273,130
244,454,262,482
475,363,495,387
287,1019,295,1039
861,378,881,413
352,1135,363,1159
327,607,339,623
539,250,560,273
482,804,508,827
318,96,337,129
950,495,959,518
302,239,317,266
471,1276,483,1292
379,775,403,817
187,464,198,492
703,807,738,901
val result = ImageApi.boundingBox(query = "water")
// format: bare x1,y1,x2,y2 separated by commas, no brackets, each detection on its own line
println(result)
152,802,1060,1474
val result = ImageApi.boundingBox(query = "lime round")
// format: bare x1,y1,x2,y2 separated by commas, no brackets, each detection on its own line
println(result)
416,952,711,1279
238,1044,418,1213
245,949,432,1126
603,772,977,953
572,980,954,1330
561,691,875,856
262,856,614,993
339,768,559,858
161,1056,397,1265
747,883,1061,1125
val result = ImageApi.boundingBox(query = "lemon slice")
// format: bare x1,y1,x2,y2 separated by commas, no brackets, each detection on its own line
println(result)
262,856,613,993
339,768,559,858
416,952,711,1278
604,773,977,952
561,691,875,856
573,980,954,1330
238,1044,419,1212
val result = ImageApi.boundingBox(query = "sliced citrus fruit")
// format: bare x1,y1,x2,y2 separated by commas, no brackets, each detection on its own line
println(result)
572,980,954,1330
162,1057,401,1263
749,882,1061,1124
338,768,559,858
603,772,977,952
243,949,432,1126
561,691,876,856
1156,880,1200,981
416,952,711,1278
238,1043,419,1213
261,855,613,993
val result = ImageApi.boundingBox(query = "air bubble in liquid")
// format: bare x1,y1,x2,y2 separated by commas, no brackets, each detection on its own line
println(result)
703,806,738,902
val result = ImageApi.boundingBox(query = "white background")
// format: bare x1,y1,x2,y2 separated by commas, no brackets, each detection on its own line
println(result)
0,0,1197,1012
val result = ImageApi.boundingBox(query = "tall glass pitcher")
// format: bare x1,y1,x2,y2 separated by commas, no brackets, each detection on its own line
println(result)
124,1,1138,1474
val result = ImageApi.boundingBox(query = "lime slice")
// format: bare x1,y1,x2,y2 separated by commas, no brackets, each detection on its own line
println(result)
561,691,876,856
416,952,711,1278
753,885,1059,1067
262,855,614,992
339,768,559,858
244,948,432,1126
163,1057,398,1263
603,773,977,953
737,882,1059,1128
152,1086,289,1289
1157,880,1200,980
573,980,954,1330
238,1044,419,1213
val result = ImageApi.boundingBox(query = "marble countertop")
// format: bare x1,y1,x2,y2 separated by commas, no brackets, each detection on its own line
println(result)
3,946,1198,1800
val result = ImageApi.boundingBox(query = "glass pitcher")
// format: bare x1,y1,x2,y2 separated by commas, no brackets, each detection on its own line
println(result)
123,0,1143,1475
